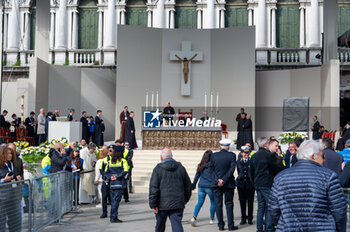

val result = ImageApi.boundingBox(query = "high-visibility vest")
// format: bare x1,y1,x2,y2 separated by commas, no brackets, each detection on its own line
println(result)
41,155,51,175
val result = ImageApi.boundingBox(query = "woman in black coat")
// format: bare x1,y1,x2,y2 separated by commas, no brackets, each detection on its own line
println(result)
0,145,22,231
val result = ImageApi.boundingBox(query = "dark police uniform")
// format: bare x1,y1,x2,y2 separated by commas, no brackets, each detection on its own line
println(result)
104,158,128,222
99,154,111,218
209,148,238,230
236,156,255,224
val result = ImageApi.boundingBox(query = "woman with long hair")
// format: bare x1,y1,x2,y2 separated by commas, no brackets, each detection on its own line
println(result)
190,150,216,227
0,145,22,231
66,148,84,204
95,148,108,207
105,147,128,223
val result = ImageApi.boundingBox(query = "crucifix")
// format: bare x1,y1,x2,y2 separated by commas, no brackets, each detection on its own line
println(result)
170,41,203,96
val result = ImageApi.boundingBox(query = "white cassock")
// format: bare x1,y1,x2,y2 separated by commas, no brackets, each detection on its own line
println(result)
79,147,97,203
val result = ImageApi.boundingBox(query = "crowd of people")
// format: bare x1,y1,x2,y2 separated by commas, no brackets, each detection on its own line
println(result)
0,108,106,146
148,134,350,232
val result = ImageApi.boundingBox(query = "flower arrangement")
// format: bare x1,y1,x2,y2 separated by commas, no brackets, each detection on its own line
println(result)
279,132,308,144
16,137,101,164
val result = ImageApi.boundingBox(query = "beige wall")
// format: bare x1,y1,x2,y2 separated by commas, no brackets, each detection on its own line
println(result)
255,61,340,139
116,26,255,139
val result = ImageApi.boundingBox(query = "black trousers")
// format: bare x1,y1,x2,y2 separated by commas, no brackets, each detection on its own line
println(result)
102,181,110,215
155,209,184,232
128,169,133,192
213,188,235,229
73,178,80,205
237,187,255,221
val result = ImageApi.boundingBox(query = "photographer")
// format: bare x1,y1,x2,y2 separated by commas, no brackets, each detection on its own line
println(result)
0,144,22,231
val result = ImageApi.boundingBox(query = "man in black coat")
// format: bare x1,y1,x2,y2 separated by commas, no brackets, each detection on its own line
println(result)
311,115,321,140
209,139,238,231
236,146,255,225
125,111,137,149
94,110,104,147
80,111,89,142
149,148,192,232
250,137,284,232
322,138,344,176
24,112,36,138
49,143,67,173
162,102,175,126
67,109,75,121
284,141,298,168
0,110,8,128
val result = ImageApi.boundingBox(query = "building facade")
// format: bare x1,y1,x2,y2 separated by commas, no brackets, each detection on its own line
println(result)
1,0,350,129
2,0,350,66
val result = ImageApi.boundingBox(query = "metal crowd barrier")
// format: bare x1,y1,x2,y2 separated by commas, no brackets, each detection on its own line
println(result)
0,171,73,232
344,188,350,232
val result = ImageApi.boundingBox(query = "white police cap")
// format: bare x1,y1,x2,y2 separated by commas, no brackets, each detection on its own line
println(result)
219,139,232,146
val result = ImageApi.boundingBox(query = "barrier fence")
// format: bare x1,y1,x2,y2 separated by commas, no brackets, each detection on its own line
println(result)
344,188,350,232
0,171,73,232
1,171,350,231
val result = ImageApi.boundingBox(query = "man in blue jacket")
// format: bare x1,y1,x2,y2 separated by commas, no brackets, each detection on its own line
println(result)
269,140,347,232
209,139,238,231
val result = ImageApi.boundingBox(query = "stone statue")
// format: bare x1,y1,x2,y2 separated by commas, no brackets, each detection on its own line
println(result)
175,54,198,84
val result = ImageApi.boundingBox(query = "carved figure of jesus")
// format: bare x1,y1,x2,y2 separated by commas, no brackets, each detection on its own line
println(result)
174,54,198,84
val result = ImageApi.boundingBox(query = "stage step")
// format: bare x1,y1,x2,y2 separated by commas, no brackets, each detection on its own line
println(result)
132,150,208,193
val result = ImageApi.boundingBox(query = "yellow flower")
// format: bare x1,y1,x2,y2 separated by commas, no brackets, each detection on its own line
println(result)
27,148,30,151
283,133,287,137
297,134,301,137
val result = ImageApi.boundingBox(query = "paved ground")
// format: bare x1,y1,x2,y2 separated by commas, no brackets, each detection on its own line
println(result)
43,192,258,232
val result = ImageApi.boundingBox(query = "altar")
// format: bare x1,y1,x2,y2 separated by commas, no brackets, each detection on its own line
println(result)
142,127,222,150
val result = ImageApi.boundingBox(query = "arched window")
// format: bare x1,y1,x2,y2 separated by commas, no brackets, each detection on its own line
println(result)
175,0,197,29
276,0,299,48
126,0,147,26
225,0,248,27
338,2,350,37
30,0,36,50
78,0,98,49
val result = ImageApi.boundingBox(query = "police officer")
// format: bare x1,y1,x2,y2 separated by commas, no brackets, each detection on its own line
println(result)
124,141,133,193
210,139,238,231
104,146,129,223
115,139,131,202
236,146,255,225
99,145,114,218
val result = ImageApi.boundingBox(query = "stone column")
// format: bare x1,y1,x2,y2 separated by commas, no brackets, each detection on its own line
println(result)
3,12,8,50
23,10,31,50
207,0,215,29
169,9,175,28
157,0,165,28
7,0,20,50
256,0,266,47
55,0,68,49
50,10,55,49
120,9,126,24
98,8,103,48
310,0,320,47
271,6,276,48
299,5,305,47
197,9,202,29
67,8,72,49
147,9,152,27
104,0,116,48
72,10,78,49
220,9,225,28
248,7,253,26
104,0,116,65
